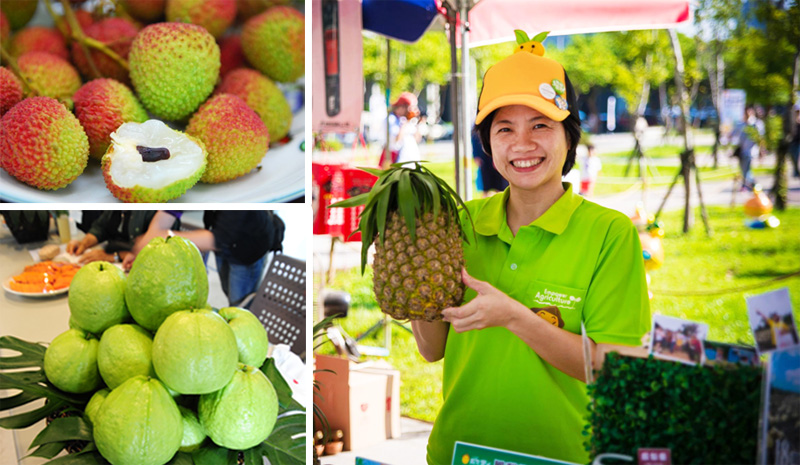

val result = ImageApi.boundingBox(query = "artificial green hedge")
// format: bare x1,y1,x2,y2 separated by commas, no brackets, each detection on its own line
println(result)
585,353,762,464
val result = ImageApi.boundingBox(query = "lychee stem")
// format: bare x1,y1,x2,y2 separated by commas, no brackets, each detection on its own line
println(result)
0,49,36,96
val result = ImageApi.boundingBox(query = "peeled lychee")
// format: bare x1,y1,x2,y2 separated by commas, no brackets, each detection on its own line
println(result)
73,79,148,160
216,68,291,141
0,67,23,116
71,18,139,85
241,6,304,83
1,96,89,190
167,0,237,39
17,52,82,106
187,94,268,183
102,120,207,202
9,26,69,60
129,23,220,121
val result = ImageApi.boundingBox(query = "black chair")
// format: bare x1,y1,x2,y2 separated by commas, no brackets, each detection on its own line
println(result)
246,254,306,359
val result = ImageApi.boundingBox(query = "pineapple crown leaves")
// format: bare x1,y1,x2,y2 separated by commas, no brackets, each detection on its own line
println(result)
330,162,474,274
514,30,549,45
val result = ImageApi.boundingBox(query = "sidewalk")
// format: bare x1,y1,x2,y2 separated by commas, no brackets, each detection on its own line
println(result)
319,417,433,465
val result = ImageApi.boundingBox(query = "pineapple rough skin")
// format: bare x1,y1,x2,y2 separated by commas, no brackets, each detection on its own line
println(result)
372,212,465,321
129,23,220,121
0,96,89,190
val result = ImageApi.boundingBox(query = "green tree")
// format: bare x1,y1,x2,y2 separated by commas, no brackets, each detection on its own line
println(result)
362,32,452,104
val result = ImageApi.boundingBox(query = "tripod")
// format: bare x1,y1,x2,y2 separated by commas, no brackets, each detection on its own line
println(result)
654,148,712,235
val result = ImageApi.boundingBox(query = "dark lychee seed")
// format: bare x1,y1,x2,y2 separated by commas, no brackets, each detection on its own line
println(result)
137,146,171,162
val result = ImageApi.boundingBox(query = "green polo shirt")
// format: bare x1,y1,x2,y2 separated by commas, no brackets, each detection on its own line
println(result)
426,184,650,465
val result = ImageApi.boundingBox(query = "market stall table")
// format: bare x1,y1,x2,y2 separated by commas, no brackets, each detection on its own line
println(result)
0,226,81,465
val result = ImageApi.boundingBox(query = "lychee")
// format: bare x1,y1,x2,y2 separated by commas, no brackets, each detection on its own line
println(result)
9,27,69,60
129,23,220,121
71,18,139,85
187,94,268,183
241,6,304,83
0,67,23,116
0,11,10,49
1,96,89,190
218,34,247,79
0,0,39,31
166,0,237,39
102,120,207,202
216,68,291,142
236,0,289,21
120,0,166,23
17,52,82,106
73,79,148,160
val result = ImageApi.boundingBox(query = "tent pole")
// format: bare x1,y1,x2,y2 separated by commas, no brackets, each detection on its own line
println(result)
446,3,462,197
460,1,473,201
385,38,391,166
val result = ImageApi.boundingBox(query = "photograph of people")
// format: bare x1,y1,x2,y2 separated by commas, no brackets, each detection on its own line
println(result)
409,40,651,464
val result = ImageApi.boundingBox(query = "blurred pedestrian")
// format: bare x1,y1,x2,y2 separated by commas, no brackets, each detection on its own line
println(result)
579,144,601,196
380,92,421,167
732,106,764,191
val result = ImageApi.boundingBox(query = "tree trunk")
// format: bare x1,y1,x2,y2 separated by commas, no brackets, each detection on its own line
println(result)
669,29,693,233
772,50,799,211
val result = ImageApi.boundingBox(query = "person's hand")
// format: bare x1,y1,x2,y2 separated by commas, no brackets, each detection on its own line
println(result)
78,249,112,264
122,253,136,272
66,239,81,255
441,268,527,333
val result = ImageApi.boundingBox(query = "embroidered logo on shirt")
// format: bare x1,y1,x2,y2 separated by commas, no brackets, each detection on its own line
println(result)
532,305,565,328
533,288,581,310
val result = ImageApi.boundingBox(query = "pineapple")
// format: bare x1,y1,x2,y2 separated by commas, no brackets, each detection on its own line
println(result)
331,163,471,321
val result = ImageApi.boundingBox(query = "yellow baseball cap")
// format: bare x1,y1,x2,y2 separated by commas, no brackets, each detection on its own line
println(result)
476,49,571,124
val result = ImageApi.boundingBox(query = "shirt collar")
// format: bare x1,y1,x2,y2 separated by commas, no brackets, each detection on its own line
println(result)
473,183,583,238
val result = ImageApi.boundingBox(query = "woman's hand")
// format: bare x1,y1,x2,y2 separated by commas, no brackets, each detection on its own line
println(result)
441,268,528,332
78,248,113,264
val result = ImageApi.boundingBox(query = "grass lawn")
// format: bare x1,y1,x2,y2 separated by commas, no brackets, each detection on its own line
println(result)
315,206,800,423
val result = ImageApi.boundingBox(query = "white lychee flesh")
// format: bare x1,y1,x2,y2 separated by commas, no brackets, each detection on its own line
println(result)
106,120,205,189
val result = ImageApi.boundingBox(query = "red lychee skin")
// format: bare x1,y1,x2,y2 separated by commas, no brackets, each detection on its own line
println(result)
0,96,89,190
71,18,139,85
187,93,268,183
73,78,148,160
9,26,69,60
56,10,94,41
17,52,82,102
167,0,236,39
218,35,248,79
0,67,23,116
241,6,304,83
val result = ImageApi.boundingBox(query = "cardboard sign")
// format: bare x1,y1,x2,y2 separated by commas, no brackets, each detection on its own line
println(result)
451,441,577,465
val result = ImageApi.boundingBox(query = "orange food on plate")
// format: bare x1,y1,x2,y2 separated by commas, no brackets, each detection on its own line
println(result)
9,261,81,293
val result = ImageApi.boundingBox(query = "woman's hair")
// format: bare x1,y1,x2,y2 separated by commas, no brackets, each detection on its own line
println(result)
475,73,581,176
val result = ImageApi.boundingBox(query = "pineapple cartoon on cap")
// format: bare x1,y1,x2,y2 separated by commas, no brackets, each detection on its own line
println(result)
514,29,549,56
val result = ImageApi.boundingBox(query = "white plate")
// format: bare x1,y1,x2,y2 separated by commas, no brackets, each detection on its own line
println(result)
3,278,70,298
0,108,306,204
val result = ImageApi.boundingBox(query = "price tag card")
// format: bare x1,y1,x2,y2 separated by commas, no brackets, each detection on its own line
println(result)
451,441,577,465
637,448,671,465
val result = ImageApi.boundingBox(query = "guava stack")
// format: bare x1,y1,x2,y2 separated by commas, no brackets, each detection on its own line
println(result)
43,236,278,465
0,0,302,200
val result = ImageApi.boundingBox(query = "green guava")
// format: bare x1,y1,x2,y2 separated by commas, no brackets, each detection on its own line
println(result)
93,376,183,465
97,324,156,389
198,363,279,450
43,329,101,393
177,406,206,453
219,307,269,367
84,388,110,427
125,236,208,332
69,261,129,334
152,309,238,394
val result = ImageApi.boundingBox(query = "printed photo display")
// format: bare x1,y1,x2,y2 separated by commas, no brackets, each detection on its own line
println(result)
746,288,799,355
649,314,709,365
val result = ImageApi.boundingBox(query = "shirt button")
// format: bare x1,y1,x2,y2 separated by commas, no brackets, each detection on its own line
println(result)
510,263,517,270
